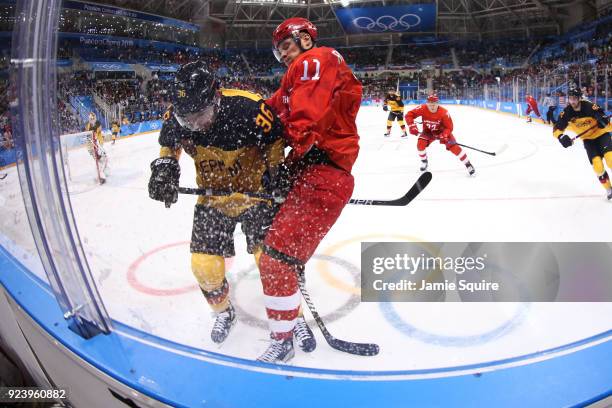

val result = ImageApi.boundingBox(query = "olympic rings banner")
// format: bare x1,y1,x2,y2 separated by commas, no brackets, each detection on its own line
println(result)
335,5,436,35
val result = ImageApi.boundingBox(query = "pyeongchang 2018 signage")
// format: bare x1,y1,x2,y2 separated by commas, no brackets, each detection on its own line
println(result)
335,5,436,35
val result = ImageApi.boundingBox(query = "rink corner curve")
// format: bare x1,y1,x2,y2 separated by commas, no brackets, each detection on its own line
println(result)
1,246,611,408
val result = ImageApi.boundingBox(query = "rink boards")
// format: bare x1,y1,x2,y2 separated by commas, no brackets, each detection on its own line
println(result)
1,104,611,407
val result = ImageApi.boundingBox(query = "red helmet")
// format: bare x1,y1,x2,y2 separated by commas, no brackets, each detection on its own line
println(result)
272,17,318,49
426,94,439,103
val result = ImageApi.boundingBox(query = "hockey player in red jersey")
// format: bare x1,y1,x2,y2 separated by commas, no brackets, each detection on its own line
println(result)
405,94,475,175
257,17,362,363
525,94,542,123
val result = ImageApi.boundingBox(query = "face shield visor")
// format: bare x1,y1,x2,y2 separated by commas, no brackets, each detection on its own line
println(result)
272,48,283,62
272,37,292,62
272,33,300,63
174,102,218,132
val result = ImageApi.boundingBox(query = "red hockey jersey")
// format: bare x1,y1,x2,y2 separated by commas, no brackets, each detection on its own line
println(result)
526,95,538,109
266,46,362,172
405,104,453,138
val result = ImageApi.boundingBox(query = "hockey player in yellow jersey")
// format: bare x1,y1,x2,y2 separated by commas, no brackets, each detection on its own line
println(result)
147,61,316,351
554,88,612,200
383,90,407,138
110,120,120,144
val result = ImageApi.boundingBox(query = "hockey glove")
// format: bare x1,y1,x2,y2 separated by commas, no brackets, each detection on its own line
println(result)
558,134,573,148
596,115,609,129
263,162,293,203
408,123,419,136
438,130,451,145
149,157,180,207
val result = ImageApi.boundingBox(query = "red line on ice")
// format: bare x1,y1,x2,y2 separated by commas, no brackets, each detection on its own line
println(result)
127,241,234,296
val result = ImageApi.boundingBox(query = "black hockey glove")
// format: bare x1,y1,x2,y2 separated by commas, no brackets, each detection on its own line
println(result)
383,105,388,112
596,115,609,129
149,157,180,207
263,162,293,203
558,134,573,148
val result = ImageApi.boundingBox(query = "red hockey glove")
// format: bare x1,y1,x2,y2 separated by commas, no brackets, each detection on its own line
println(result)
408,123,419,136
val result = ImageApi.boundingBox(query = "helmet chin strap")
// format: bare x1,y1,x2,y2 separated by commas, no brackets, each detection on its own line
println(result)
293,30,314,52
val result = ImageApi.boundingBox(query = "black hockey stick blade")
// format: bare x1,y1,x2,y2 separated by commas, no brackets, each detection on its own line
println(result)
297,275,380,356
348,171,432,206
326,335,380,356
0,174,7,180
309,307,380,356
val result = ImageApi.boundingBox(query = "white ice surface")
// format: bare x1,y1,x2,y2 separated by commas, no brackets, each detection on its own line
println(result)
2,105,611,372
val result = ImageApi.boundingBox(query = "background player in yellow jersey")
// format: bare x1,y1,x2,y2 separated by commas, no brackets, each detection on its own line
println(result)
383,90,408,138
110,120,120,144
554,88,612,200
147,61,316,351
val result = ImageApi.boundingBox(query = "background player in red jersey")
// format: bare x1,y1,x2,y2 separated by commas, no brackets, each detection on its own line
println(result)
525,94,542,123
257,17,362,363
405,94,475,175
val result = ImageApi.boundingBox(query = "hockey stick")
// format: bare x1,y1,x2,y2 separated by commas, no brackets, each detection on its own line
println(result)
297,267,380,356
412,120,503,156
453,142,499,156
0,174,6,180
177,187,285,203
570,125,597,141
348,171,431,206
178,171,432,207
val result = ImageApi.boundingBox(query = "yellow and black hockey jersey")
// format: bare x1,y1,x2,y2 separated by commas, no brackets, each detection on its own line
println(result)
384,92,404,113
85,120,104,145
158,88,285,217
553,100,611,141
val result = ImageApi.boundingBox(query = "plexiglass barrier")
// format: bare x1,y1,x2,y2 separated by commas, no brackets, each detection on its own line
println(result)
9,0,111,338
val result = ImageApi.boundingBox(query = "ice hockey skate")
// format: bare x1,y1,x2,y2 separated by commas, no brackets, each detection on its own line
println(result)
257,336,295,363
211,304,236,344
466,162,476,176
293,316,316,352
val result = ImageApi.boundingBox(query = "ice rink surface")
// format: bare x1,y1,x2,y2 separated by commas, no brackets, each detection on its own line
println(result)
4,104,611,372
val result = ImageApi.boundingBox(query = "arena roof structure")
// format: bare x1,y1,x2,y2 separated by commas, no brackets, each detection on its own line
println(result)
76,0,610,47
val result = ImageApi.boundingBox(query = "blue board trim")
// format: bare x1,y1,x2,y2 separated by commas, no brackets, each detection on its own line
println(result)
1,244,611,407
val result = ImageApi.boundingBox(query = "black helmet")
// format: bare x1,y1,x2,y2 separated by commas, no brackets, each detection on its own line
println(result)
171,60,219,130
568,87,582,98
